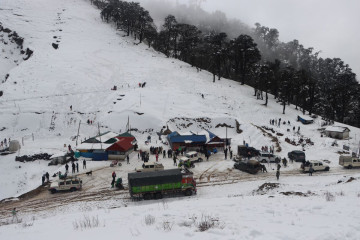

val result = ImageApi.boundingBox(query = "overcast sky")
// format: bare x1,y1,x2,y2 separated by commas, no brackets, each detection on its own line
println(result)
142,0,356,79
184,0,360,78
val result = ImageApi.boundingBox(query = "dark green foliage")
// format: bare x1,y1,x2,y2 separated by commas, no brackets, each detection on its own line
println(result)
92,1,359,128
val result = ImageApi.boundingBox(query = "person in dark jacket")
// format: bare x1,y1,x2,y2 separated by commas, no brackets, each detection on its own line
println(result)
173,155,177,166
276,170,280,180
42,175,45,185
76,162,79,172
309,164,314,176
65,163,69,173
45,172,49,182
83,159,86,169
111,171,116,188
72,162,75,173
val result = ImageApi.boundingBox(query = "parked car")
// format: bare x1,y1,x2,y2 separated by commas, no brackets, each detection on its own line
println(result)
49,177,82,194
288,150,306,162
339,156,360,169
237,145,260,158
185,151,203,163
178,157,195,168
234,160,262,174
136,162,164,172
256,152,281,163
301,160,329,172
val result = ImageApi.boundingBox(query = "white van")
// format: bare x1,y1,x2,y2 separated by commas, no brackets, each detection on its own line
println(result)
339,156,360,169
136,162,164,172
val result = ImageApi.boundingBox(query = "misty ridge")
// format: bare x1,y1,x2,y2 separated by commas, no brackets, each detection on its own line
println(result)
92,0,359,128
137,0,251,38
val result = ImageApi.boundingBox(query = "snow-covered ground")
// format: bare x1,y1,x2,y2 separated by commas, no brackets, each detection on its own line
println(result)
0,0,360,239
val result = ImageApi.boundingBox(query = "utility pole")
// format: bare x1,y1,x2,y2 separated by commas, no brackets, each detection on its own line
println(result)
98,122,102,150
225,125,228,148
76,120,81,146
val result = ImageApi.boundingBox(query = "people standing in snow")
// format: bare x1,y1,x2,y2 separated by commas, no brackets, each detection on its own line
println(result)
12,208,18,222
173,155,177,166
76,162,79,172
42,174,45,185
309,164,314,176
70,105,72,111
111,171,116,188
45,172,49,182
276,170,280,180
72,162,75,173
65,163,69,173
83,159,86,169
127,155,130,164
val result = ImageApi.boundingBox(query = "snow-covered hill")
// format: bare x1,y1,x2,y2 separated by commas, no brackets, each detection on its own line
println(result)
0,0,360,239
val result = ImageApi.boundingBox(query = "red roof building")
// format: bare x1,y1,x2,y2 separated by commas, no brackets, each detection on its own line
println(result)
106,137,135,160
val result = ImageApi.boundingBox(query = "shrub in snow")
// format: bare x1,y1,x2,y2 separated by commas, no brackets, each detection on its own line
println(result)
73,215,101,230
196,214,223,232
144,214,155,226
161,220,174,232
325,191,335,202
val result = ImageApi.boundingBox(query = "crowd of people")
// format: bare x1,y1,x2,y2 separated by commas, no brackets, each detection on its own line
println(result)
0,137,11,150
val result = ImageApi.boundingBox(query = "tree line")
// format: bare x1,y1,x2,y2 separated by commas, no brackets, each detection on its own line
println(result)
91,0,360,128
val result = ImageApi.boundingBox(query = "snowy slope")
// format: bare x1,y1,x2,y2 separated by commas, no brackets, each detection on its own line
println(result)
0,0,360,239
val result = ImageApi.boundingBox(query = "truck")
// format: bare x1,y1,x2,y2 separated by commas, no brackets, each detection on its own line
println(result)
128,168,197,200
339,155,360,169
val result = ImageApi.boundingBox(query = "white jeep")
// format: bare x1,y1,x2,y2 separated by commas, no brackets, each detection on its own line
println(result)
185,151,203,163
256,151,281,163
136,162,164,172
301,160,330,172
339,156,360,169
49,177,82,194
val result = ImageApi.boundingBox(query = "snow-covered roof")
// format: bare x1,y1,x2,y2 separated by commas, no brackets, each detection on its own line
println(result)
298,115,313,121
325,126,350,133
76,142,112,151
179,131,194,136
95,132,119,142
